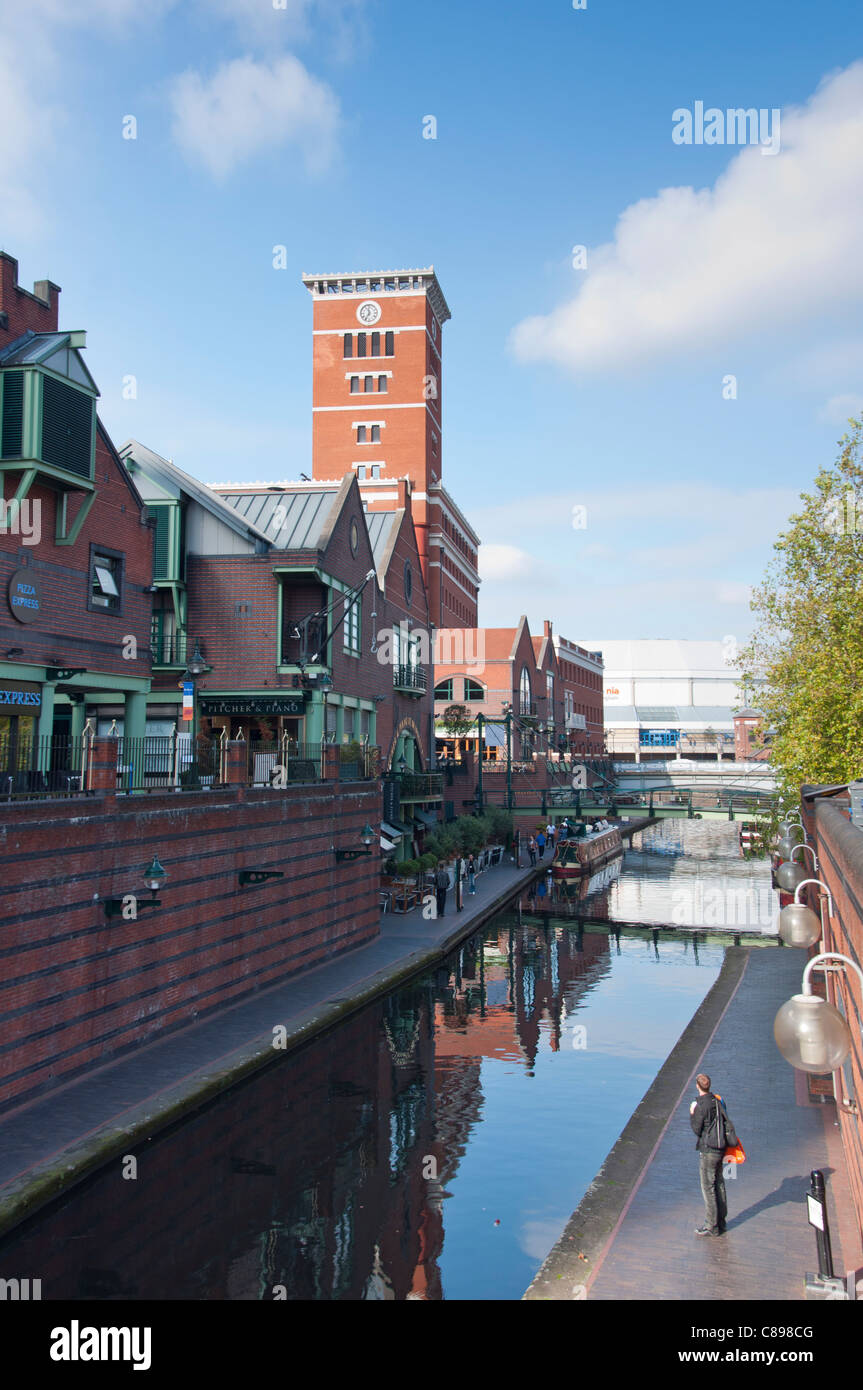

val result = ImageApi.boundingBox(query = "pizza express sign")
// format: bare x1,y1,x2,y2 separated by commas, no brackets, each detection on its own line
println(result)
8,569,41,624
198,694,309,717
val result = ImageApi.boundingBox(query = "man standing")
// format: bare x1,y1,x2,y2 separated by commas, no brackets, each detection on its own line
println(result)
536,830,546,860
434,862,449,918
689,1072,732,1236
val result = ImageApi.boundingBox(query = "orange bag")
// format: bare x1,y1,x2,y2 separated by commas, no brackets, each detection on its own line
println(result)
724,1141,746,1164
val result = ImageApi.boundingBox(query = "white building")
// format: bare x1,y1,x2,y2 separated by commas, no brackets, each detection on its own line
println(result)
578,639,751,762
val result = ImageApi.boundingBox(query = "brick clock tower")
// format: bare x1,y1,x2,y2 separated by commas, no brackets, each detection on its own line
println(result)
302,267,479,630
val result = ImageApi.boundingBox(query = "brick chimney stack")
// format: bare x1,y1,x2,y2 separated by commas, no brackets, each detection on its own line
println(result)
0,253,61,344
544,619,553,639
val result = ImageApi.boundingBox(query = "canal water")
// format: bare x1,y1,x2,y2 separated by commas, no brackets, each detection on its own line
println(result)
0,821,773,1301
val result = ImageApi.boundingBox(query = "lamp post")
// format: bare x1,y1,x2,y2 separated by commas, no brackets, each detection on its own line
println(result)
774,951,863,1074
476,711,484,815
182,639,207,783
502,703,513,811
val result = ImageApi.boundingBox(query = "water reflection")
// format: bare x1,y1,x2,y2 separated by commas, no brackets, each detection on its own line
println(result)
0,908,725,1302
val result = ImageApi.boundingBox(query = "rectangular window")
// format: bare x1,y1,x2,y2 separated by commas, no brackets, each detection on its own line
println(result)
344,594,361,654
385,331,394,356
370,464,380,479
371,332,380,356
378,375,387,392
357,426,367,443
344,333,353,358
350,376,359,393
370,424,380,443
364,375,373,392
343,706,355,739
89,546,124,613
357,333,367,357
356,465,366,480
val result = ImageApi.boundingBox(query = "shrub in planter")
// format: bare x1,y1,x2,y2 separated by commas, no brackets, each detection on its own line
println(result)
418,852,438,873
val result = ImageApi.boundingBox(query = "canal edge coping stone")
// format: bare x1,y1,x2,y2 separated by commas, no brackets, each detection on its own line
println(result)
522,944,751,1300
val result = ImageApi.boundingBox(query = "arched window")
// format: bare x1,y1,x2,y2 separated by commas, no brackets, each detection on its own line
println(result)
464,678,485,701
519,665,532,715
434,679,453,701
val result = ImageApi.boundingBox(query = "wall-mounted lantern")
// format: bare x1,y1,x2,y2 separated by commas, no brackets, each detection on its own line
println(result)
334,824,376,862
104,855,168,918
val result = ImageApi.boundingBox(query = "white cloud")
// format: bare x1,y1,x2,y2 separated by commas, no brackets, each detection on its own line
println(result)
206,0,366,43
819,393,863,425
170,55,340,179
478,543,536,581
511,62,863,375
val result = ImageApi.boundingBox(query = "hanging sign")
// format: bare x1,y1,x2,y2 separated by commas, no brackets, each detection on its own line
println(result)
181,681,194,721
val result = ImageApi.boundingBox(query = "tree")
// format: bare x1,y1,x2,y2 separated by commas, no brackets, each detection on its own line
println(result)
441,702,475,760
739,418,863,800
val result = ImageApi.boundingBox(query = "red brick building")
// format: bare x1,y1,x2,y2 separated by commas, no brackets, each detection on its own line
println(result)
302,268,480,630
0,253,153,784
434,616,604,761
553,631,605,756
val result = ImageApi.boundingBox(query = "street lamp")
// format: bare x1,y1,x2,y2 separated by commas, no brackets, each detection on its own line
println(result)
777,878,831,948
775,843,816,893
104,854,169,918
774,952,863,1073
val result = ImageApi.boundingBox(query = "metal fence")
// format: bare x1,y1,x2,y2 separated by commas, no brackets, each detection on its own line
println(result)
1,732,381,799
1,735,96,800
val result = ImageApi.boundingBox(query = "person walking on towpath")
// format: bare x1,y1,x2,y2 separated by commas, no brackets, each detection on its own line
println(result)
689,1072,738,1236
536,830,546,860
435,863,450,918
546,821,556,847
527,835,538,866
466,854,477,894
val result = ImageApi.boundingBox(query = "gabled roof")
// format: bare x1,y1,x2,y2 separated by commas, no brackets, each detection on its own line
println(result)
0,329,98,394
121,439,274,547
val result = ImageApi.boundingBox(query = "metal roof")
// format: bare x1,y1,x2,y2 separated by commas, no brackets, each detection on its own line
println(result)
218,489,337,550
365,510,399,568
0,332,69,364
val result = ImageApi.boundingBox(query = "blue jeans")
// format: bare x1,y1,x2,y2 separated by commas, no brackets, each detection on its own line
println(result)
468,872,476,892
699,1150,727,1231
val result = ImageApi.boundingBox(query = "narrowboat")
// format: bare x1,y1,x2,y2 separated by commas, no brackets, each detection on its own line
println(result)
550,822,624,879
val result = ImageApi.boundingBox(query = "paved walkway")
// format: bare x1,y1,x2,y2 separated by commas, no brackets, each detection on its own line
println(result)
527,946,862,1300
0,855,534,1238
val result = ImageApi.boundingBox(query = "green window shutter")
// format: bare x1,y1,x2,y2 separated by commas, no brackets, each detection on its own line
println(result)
1,370,24,458
40,374,94,478
152,507,170,579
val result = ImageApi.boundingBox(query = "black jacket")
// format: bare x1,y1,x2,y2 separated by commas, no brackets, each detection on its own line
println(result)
690,1092,737,1152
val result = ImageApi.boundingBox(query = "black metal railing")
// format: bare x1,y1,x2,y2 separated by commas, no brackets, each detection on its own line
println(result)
393,663,427,694
398,771,443,799
150,632,188,666
1,735,94,799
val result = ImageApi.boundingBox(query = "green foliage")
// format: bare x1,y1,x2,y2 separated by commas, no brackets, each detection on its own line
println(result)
418,851,438,872
485,806,514,844
339,740,362,762
739,419,863,797
424,826,458,860
441,703,474,739
398,858,421,878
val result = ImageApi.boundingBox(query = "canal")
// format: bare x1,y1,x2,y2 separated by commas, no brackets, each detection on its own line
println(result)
0,820,774,1301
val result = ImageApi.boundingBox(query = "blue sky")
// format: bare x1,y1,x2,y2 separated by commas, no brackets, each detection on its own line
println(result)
2,0,862,644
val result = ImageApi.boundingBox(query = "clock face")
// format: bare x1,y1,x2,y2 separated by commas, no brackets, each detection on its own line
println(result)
356,300,382,326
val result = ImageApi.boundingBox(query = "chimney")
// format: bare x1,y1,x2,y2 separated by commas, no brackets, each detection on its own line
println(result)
0,253,61,340
544,620,553,639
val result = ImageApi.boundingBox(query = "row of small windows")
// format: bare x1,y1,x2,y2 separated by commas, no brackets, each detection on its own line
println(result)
356,464,381,480
344,331,394,358
356,425,381,444
434,678,485,701
350,375,388,394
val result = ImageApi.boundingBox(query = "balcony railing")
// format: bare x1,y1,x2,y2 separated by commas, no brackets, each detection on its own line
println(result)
398,771,443,800
393,663,427,695
150,632,188,667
